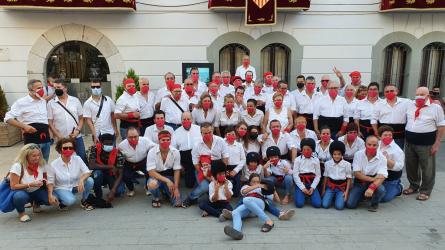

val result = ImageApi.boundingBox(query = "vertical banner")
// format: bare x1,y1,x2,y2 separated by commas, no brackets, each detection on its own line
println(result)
245,0,276,26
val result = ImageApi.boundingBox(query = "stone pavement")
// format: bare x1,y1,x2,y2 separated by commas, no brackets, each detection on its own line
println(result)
0,139,444,249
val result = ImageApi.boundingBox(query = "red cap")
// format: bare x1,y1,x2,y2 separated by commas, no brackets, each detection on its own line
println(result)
349,71,361,77
232,76,242,82
123,78,135,86
263,71,273,77
158,132,171,140
200,155,211,164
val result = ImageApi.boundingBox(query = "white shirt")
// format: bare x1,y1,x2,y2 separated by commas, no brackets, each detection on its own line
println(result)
171,124,202,151
192,108,218,126
345,98,359,120
195,81,208,97
235,65,256,81
160,95,189,124
115,91,141,114
354,98,382,120
9,163,46,192
242,164,266,181
82,95,115,136
292,155,321,190
291,89,305,101
226,141,246,173
406,101,445,133
313,96,349,122
352,149,388,178
146,146,181,172
47,96,83,137
323,160,352,180
209,93,224,110
182,91,200,106
266,92,296,112
47,156,91,191
137,92,156,119
338,136,365,160
295,91,322,114
267,106,290,132
118,137,155,163
371,97,410,125
219,84,235,98
241,109,264,127
268,159,292,176
315,140,333,163
263,86,274,95
209,180,233,201
244,92,268,104
244,140,261,155
378,140,405,172
289,129,318,150
192,135,229,165
4,95,48,124
144,125,174,144
215,109,241,127
259,132,295,159
155,87,171,104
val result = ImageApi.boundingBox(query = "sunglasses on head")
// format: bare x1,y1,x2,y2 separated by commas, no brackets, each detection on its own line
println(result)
62,146,74,150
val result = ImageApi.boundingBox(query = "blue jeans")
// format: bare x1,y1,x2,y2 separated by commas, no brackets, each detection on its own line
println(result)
75,136,87,165
235,198,280,218
12,188,49,213
322,187,346,210
381,179,402,203
232,197,270,231
92,170,124,198
147,176,181,205
347,181,386,208
120,128,128,140
53,177,94,206
266,175,293,195
294,184,321,208
198,200,233,217
188,179,210,201
38,142,51,163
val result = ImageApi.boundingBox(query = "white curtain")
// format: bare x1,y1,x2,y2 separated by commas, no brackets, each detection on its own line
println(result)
421,43,445,88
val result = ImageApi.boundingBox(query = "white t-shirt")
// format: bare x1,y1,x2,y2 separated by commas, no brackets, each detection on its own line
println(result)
209,180,233,201
9,163,46,192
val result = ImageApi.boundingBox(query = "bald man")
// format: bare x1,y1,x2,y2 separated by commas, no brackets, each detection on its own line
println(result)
403,87,445,201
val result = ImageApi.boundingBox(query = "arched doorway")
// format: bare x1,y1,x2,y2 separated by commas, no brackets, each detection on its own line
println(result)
46,40,111,104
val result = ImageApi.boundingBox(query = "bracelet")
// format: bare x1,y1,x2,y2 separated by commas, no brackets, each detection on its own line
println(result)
368,184,377,191
127,112,134,119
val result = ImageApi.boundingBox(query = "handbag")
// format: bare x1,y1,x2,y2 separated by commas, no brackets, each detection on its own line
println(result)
0,165,24,213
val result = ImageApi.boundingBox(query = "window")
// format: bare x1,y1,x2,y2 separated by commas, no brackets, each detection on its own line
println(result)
382,43,409,94
261,43,290,83
219,43,249,76
420,42,445,89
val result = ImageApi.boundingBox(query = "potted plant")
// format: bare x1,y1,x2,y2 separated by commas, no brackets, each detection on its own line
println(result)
0,85,22,146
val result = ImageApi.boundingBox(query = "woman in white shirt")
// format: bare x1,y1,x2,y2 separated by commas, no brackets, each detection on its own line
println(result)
216,94,241,136
8,144,49,222
243,125,261,155
344,85,359,124
192,93,219,134
47,138,94,211
263,93,293,133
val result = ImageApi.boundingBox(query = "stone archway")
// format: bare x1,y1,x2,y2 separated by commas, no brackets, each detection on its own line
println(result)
27,23,125,98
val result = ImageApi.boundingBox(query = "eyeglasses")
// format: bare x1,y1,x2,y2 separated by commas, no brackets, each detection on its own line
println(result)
91,86,101,89
321,80,329,82
62,146,74,150
327,87,339,90
384,90,396,93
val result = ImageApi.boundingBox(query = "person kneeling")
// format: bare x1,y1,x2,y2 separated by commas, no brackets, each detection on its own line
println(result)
198,161,233,221
146,130,182,208
264,146,293,205
321,141,352,210
293,138,322,208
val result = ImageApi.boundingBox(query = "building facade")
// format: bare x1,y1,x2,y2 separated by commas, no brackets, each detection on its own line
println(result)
1,0,445,105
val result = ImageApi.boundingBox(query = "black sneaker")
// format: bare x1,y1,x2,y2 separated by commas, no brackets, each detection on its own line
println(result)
368,204,378,212
58,203,68,211
224,225,243,240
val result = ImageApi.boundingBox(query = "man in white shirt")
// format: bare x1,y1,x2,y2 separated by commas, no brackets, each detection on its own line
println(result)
118,127,155,197
114,78,142,139
137,77,156,136
402,87,445,201
317,75,330,96
295,76,322,131
44,76,56,101
146,130,183,207
347,136,387,212
83,79,118,145
144,110,174,144
190,67,208,97
160,83,189,130
183,78,200,111
220,70,235,98
235,55,256,81
291,75,306,100
172,112,202,188
5,79,51,162
262,71,274,94
47,79,87,164
266,80,297,113
259,120,297,162
155,72,176,108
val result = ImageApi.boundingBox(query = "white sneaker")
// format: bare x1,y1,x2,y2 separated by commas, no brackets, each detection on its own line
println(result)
127,191,135,197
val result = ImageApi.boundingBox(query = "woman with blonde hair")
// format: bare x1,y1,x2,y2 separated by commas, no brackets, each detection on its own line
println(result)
8,143,49,222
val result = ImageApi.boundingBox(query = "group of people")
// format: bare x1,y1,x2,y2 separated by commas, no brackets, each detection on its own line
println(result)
2,55,444,240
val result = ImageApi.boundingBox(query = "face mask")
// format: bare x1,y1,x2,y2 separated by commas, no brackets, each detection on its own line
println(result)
234,81,243,88
321,81,329,88
92,87,102,96
103,145,113,152
265,78,272,86
243,60,249,67
368,90,378,98
166,79,175,89
174,93,182,101
281,89,287,96
155,119,165,128
55,88,64,97
226,134,236,143
222,77,230,85
432,92,440,98
192,74,199,82
302,149,312,158
249,133,258,140
254,86,262,95
296,124,305,131
297,83,305,89
382,137,393,146
321,134,331,143
182,120,192,129
247,164,258,171
385,92,396,101
127,87,136,95
209,88,218,95
245,76,253,82
274,100,283,108
328,89,338,99
213,78,221,85
247,106,255,114
62,149,74,158
217,175,226,184
160,141,170,149
128,138,138,147
185,86,194,95
202,101,211,110
306,84,315,92
347,133,357,142
238,129,247,137
203,134,213,143
140,85,149,94
35,88,45,97
225,103,234,111
415,96,426,107
358,94,367,100
270,158,279,165
351,78,361,85
271,128,280,136
366,147,377,156
345,90,354,98
272,81,279,89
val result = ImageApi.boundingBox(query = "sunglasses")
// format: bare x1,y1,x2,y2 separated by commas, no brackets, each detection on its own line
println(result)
321,80,330,82
91,86,101,89
62,146,74,150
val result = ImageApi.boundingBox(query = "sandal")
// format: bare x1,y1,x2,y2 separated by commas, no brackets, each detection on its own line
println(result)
261,223,274,233
416,193,430,201
80,201,95,211
201,211,208,217
151,199,161,208
403,187,418,195
19,214,32,223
